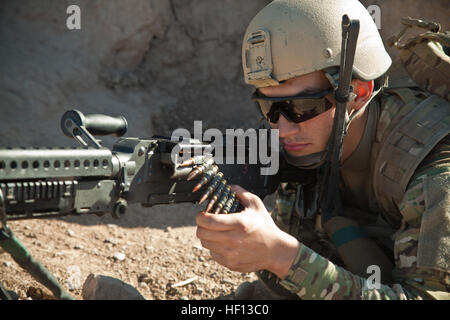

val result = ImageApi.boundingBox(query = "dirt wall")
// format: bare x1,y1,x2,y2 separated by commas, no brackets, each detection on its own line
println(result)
1,1,448,146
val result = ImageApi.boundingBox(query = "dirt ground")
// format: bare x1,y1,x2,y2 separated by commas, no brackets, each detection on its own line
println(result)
0,197,276,300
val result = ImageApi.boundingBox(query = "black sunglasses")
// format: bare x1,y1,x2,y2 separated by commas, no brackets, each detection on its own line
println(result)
252,88,334,124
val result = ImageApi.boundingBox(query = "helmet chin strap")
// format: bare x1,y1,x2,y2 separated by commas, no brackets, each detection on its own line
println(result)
281,148,327,169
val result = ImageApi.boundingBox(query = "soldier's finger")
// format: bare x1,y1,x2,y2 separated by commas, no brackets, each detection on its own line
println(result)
196,211,241,231
199,239,222,251
196,226,237,243
230,185,264,210
209,251,227,266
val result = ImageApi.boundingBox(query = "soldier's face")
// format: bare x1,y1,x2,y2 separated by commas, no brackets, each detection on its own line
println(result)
258,71,335,157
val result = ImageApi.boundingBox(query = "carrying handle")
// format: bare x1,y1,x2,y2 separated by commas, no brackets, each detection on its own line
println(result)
61,109,128,137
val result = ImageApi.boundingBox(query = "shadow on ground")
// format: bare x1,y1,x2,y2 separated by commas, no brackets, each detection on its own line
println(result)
57,194,276,230
58,202,201,230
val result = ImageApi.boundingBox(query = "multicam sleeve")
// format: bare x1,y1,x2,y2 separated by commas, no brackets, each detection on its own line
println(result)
278,242,404,299
278,151,450,300
271,183,298,234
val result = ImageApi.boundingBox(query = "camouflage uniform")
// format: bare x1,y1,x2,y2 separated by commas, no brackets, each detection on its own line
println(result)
257,88,450,300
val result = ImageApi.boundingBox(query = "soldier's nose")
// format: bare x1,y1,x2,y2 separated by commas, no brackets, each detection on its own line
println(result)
277,115,300,139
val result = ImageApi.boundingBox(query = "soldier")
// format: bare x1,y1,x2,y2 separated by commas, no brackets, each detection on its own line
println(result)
195,0,450,299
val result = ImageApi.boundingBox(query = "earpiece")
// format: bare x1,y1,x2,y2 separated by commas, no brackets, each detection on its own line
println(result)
356,86,367,97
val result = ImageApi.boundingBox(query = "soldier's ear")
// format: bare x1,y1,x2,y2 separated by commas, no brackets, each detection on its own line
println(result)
351,80,374,110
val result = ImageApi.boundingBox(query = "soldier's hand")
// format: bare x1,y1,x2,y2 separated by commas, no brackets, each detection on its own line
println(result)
196,185,300,278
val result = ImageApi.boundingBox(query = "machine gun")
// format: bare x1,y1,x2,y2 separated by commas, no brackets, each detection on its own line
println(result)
0,109,285,222
0,109,313,300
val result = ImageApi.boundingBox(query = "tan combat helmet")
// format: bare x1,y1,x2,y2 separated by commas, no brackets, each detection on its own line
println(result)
242,0,392,88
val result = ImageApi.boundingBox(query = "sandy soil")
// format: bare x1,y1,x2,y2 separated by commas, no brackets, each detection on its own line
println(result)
0,198,276,300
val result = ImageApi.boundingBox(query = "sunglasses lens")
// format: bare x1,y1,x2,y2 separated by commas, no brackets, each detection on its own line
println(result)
290,98,333,122
255,97,332,123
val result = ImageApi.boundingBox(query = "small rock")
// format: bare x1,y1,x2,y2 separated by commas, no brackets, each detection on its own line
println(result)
221,279,235,285
104,238,117,245
171,276,198,288
113,252,126,261
138,274,149,283
66,266,83,290
164,227,172,233
27,287,43,299
17,290,27,299
74,244,83,250
3,261,12,267
67,229,75,237
192,244,204,251
194,288,203,295
138,282,149,290
165,287,178,296
82,274,145,300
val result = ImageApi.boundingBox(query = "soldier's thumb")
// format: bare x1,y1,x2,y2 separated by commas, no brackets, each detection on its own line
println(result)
230,185,264,211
